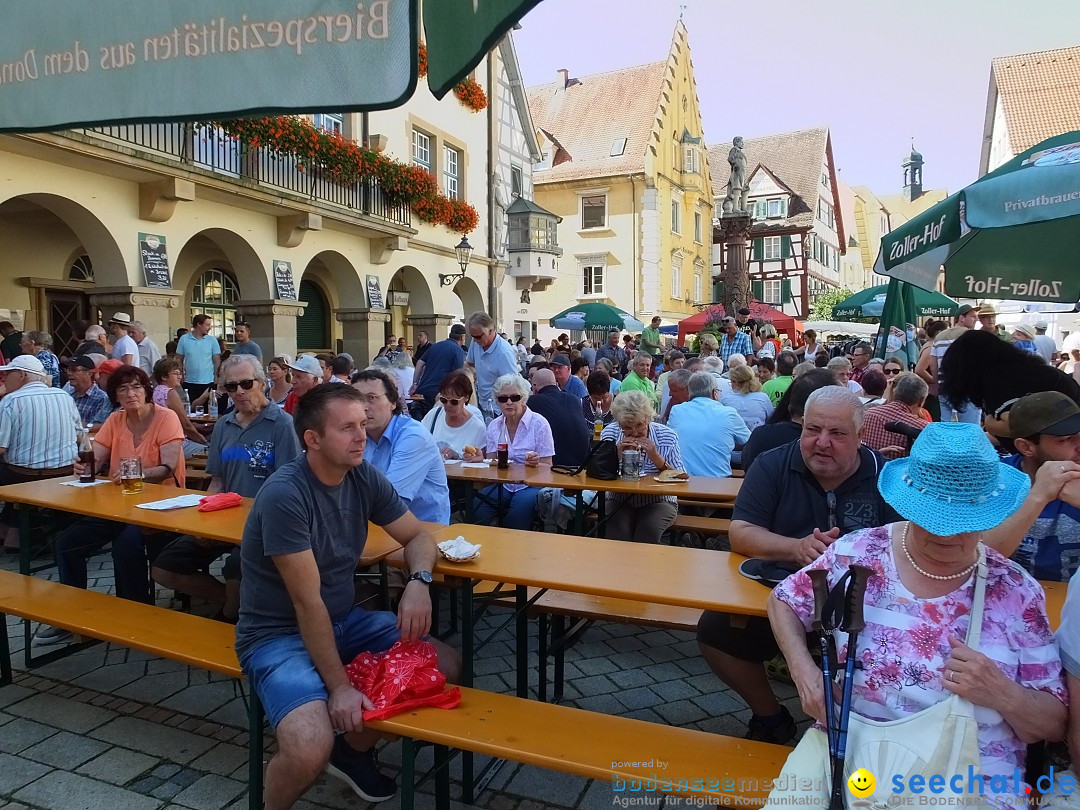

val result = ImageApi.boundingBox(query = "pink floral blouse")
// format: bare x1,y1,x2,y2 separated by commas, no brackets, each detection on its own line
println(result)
774,524,1066,784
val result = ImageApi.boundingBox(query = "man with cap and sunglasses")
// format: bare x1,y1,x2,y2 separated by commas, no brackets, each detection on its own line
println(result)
153,354,301,622
62,355,113,427
0,355,82,552
1033,321,1057,365
282,355,323,416
982,392,1080,583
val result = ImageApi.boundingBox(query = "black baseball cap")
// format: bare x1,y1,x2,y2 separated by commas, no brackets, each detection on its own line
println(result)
449,324,467,337
62,355,98,371
1009,392,1080,438
956,304,981,317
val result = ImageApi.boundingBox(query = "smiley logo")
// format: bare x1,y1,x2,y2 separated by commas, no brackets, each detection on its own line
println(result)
848,768,876,798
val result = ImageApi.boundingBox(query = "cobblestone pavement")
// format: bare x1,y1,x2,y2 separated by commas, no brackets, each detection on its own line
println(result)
0,549,808,809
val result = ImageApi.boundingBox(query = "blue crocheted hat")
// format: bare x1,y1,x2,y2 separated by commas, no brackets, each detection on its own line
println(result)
878,422,1030,536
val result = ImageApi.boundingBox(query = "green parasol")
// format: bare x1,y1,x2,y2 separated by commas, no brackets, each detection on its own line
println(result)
875,131,1080,303
832,284,958,320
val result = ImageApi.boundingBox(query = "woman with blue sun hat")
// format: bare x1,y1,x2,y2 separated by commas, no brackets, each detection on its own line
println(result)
763,422,1067,807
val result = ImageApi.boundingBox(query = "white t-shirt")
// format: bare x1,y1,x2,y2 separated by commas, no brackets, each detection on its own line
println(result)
112,334,139,363
420,405,487,457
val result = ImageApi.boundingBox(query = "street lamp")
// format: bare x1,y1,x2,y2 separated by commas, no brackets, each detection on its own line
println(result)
439,235,473,287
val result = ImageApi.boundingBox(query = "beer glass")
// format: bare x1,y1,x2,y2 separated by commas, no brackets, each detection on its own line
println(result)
120,457,144,495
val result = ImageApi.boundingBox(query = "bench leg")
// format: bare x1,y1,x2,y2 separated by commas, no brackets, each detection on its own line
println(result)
400,737,416,810
18,506,31,575
553,614,566,703
0,611,11,687
247,687,264,810
434,744,451,810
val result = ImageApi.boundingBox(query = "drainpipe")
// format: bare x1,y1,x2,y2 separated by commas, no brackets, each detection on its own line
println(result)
486,51,499,326
630,174,640,317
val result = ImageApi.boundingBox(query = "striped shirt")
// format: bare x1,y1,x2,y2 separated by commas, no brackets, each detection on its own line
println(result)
0,382,82,468
600,421,683,506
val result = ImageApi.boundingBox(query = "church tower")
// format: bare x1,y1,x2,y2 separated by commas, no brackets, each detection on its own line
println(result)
902,144,924,202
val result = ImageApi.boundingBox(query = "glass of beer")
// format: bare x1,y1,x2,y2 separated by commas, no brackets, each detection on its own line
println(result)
119,457,144,495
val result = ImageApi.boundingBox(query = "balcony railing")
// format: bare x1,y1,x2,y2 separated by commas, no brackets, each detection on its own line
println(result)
83,123,411,228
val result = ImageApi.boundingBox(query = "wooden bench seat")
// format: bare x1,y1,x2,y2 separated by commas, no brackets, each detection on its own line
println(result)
670,515,731,536
371,685,788,810
0,570,263,810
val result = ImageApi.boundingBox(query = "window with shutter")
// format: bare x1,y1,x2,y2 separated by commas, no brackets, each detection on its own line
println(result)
752,238,763,261
781,279,793,303
781,236,792,259
752,280,763,301
296,279,330,351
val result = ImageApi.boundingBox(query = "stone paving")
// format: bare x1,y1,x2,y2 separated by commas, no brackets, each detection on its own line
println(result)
0,547,809,809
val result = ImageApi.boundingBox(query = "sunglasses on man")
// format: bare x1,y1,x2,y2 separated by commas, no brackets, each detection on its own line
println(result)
224,378,256,393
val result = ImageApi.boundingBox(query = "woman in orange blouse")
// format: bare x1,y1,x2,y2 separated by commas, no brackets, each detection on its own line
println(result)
42,367,185,634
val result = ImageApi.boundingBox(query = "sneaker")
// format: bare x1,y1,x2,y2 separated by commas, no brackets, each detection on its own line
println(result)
746,705,797,745
324,738,396,803
32,625,73,647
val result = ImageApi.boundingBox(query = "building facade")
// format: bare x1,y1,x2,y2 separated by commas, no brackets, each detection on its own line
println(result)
709,127,845,318
0,35,540,363
525,21,712,337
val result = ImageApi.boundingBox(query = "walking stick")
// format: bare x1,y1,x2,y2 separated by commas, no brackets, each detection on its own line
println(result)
807,569,838,760
828,564,873,810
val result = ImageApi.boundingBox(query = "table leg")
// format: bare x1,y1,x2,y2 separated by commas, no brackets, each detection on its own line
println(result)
597,492,608,538
400,737,416,810
461,579,474,803
247,688,264,810
515,585,528,698
18,506,31,575
537,612,548,702
572,491,584,535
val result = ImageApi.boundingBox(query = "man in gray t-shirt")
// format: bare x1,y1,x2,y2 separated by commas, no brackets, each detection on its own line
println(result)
236,384,459,807
152,356,300,621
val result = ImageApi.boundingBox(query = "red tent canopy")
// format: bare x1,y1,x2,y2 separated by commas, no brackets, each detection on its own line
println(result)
676,302,804,346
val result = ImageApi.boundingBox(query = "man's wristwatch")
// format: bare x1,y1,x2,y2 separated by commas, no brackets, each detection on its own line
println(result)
407,571,433,585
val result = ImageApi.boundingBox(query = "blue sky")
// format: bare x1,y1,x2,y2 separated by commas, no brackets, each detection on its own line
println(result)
514,0,1080,196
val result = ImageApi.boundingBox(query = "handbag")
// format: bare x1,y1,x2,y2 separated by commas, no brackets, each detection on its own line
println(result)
552,438,619,480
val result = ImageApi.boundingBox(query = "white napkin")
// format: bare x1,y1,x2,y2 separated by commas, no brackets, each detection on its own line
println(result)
135,494,204,511
459,462,493,469
61,480,111,488
437,536,481,559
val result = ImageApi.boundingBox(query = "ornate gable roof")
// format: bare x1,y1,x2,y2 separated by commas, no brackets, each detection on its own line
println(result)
526,61,667,183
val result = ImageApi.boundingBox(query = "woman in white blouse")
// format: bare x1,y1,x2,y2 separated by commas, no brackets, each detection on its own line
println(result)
420,370,487,459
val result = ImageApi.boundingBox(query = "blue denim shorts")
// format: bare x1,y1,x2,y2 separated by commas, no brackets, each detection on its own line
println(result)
241,608,401,729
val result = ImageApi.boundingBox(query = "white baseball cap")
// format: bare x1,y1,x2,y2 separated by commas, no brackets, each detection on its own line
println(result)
286,355,323,378
0,355,47,376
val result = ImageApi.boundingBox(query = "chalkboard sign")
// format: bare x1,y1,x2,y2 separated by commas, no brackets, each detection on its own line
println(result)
366,275,385,309
273,261,297,300
138,233,171,288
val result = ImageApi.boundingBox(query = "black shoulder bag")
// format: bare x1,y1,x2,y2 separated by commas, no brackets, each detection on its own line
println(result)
552,437,619,480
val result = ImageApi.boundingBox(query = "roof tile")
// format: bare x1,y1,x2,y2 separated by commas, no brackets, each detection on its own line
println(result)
526,62,667,183
992,46,1080,154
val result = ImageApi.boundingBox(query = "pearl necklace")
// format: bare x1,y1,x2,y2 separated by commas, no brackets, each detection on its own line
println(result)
901,523,980,582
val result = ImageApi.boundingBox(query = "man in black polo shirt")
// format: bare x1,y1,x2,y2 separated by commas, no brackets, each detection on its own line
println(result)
527,368,590,468
697,386,898,744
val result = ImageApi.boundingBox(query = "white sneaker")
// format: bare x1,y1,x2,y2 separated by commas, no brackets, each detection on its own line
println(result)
32,625,73,646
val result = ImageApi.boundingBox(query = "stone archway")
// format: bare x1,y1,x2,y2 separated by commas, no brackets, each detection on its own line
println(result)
172,228,269,348
0,193,127,353
389,265,436,347
453,277,486,324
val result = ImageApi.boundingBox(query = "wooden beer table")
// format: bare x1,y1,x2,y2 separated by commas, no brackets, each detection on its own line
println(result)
444,461,742,533
0,478,404,574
